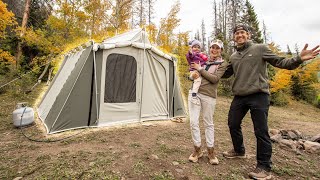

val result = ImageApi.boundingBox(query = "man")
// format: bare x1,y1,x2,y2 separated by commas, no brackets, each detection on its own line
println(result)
222,24,319,180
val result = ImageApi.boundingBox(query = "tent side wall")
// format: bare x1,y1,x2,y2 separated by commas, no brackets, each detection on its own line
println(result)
89,49,103,125
38,55,68,108
44,46,94,133
140,50,169,120
170,57,186,117
38,50,85,125
172,75,186,117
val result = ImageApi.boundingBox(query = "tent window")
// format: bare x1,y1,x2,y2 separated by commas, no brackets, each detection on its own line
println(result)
105,53,137,103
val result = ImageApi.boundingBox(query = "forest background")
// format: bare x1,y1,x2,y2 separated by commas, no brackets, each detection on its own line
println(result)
0,0,319,107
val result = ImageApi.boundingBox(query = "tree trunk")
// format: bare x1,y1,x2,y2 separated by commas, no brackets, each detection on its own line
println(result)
148,0,151,25
47,68,54,85
139,0,143,26
15,0,31,69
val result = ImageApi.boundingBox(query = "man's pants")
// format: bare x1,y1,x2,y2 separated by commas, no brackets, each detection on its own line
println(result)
228,92,272,171
188,91,216,148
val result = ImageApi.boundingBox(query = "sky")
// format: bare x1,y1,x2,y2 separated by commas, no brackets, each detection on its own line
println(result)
154,0,320,51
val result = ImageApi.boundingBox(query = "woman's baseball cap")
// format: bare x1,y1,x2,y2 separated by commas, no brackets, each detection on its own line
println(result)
210,39,224,49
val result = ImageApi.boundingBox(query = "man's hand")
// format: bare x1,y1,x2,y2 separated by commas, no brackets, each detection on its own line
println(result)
300,44,320,61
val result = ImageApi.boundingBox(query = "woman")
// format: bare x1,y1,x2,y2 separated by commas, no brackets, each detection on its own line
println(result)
188,39,227,165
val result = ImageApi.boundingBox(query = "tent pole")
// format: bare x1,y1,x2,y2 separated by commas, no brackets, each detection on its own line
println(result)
93,43,99,123
87,52,94,126
138,28,147,122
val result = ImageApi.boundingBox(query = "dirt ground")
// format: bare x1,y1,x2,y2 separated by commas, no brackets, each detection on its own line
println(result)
1,88,320,180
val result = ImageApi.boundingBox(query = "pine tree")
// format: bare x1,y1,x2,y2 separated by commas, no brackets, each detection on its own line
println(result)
287,45,292,55
194,30,200,41
262,20,269,43
295,43,300,56
241,0,263,43
147,0,156,25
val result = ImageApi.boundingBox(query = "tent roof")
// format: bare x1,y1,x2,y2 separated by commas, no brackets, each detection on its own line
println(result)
99,29,173,61
102,28,150,44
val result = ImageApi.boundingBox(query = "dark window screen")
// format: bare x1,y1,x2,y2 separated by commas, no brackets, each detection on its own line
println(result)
104,53,137,103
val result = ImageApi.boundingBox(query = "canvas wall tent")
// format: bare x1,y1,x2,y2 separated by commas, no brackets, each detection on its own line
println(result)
37,29,186,134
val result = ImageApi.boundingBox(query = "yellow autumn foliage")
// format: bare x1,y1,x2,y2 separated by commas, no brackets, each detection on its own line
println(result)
23,28,60,54
0,0,16,39
0,49,15,64
298,59,320,82
146,24,157,44
270,69,292,93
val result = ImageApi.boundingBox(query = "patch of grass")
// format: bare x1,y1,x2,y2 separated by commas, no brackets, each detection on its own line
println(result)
99,138,108,143
272,165,295,176
2,142,31,152
26,144,39,150
94,157,114,167
129,142,142,148
192,164,215,180
79,170,121,180
297,154,307,161
156,143,185,158
202,176,214,180
36,154,51,162
223,174,245,180
313,171,320,178
40,161,78,179
173,159,188,165
96,151,109,157
0,167,17,180
133,161,148,175
307,158,318,169
75,150,92,160
157,131,184,141
193,164,205,177
217,167,245,180
151,171,175,180
56,150,70,159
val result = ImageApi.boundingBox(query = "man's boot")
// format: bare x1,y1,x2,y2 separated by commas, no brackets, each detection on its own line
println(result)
189,146,203,163
207,147,219,165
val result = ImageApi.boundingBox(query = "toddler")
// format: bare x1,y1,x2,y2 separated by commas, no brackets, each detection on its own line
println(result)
186,40,208,105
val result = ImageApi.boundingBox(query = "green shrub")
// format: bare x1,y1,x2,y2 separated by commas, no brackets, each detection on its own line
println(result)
270,91,289,106
317,94,320,108
218,78,233,97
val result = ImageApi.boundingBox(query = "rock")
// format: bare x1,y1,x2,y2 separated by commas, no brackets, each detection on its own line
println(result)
292,130,302,139
151,154,159,160
269,129,280,136
280,129,303,140
279,139,298,151
280,129,288,136
13,177,23,180
310,134,320,143
303,141,320,153
172,161,179,166
287,131,299,140
179,176,189,180
271,134,282,143
175,168,184,173
297,140,305,150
